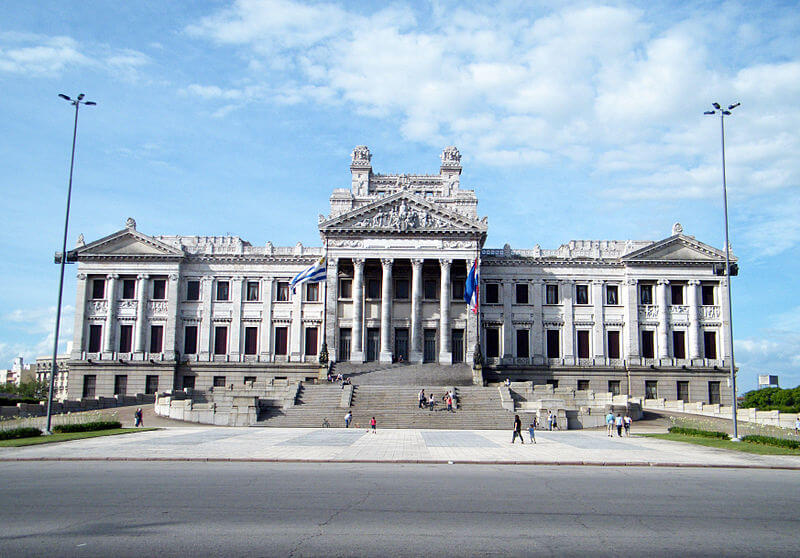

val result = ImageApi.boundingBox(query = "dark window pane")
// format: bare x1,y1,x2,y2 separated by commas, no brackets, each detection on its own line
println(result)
92,279,105,299
546,284,559,305
152,279,166,300
367,279,380,299
277,282,290,301
150,325,163,353
607,331,620,359
485,328,500,358
395,279,409,299
145,375,158,395
577,330,590,358
645,380,658,399
547,330,560,358
114,375,127,396
703,331,717,359
213,376,226,388
424,279,437,299
702,285,715,305
516,329,529,358
306,283,319,302
184,326,198,355
452,279,465,300
576,285,589,305
516,284,528,304
608,380,620,396
88,324,102,353
214,326,227,355
186,280,200,301
577,380,590,391
275,327,288,355
606,285,618,305
182,376,195,390
339,279,352,299
82,375,96,397
244,327,258,355
122,279,136,300
673,331,686,359
640,285,653,305
485,283,499,304
304,327,318,356
641,330,655,358
246,281,259,301
671,284,684,305
216,281,229,301
119,325,133,353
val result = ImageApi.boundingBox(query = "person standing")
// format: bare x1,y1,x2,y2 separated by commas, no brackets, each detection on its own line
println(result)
511,414,524,444
370,416,377,434
134,408,143,427
528,420,537,444
344,411,352,428
623,413,632,436
547,411,554,431
429,394,435,412
615,413,624,437
447,395,453,412
418,389,425,409
605,410,615,437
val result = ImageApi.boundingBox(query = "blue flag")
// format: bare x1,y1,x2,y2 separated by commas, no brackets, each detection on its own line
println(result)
290,256,326,294
464,257,479,313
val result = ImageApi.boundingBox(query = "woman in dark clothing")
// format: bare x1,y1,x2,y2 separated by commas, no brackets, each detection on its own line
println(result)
512,414,524,444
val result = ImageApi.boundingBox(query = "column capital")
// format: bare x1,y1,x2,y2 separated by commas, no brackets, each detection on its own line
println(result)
352,257,365,270
107,273,119,280
77,273,87,280
169,274,179,282
381,258,393,268
202,276,213,283
411,258,424,268
688,279,701,286
624,278,638,286
657,279,670,286
439,258,452,269
137,274,149,280
592,279,604,285
231,275,244,282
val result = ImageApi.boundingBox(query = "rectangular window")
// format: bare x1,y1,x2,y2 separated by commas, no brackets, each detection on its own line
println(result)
607,331,620,359
703,331,717,359
182,376,195,390
213,376,226,388
546,379,559,388
673,331,686,359
246,281,260,302
244,327,258,355
608,380,621,396
92,278,105,299
304,327,318,356
423,279,438,300
485,327,500,358
577,379,590,391
515,284,528,304
701,285,715,305
184,325,198,355
677,381,690,402
640,284,653,305
114,374,127,396
243,376,257,385
645,380,658,399
516,329,529,358
122,279,136,300
641,330,655,359
452,279,465,301
671,284,684,305
216,280,230,301
545,284,559,305
119,324,133,353
150,325,163,353
145,375,159,395
708,381,721,405
82,375,96,398
275,327,288,355
606,285,618,305
339,279,352,299
186,280,200,301
546,329,560,358
214,326,227,355
395,278,409,299
88,324,102,353
338,328,351,361
577,330,590,359
152,279,166,300
305,283,319,302
367,278,380,299
575,284,589,305
485,283,499,304
277,282,290,301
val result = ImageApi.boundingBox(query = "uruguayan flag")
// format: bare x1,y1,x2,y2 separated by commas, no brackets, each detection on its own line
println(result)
464,257,479,314
290,257,327,294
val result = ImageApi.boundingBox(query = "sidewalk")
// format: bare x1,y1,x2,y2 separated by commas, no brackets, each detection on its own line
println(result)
2,426,799,469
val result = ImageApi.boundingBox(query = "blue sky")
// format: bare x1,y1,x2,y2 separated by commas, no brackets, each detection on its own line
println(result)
1,1,798,391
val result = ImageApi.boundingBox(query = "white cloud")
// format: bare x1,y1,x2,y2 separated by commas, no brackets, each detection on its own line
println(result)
0,305,74,369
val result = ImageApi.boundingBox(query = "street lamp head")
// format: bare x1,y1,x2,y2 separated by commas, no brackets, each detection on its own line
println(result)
77,93,85,100
728,102,740,110
84,101,97,106
58,94,71,101
712,102,721,109
704,111,715,115
722,110,731,115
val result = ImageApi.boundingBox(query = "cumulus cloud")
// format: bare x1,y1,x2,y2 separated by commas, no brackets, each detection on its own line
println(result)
0,305,74,369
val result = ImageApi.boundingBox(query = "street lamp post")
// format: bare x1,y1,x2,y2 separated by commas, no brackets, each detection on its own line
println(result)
45,93,96,434
704,101,740,441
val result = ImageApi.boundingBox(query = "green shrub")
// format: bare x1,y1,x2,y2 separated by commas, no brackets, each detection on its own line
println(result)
53,420,122,433
668,426,729,439
741,435,800,449
0,427,43,440
740,386,800,413
0,397,41,406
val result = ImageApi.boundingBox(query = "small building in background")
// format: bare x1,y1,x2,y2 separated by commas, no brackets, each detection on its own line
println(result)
757,375,779,389
36,356,70,400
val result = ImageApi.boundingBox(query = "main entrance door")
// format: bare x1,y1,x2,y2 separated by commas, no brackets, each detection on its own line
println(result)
423,329,436,363
395,328,409,362
339,328,351,361
451,329,464,363
366,328,380,362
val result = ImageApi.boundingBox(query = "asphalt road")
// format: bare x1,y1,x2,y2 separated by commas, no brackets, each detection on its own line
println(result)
1,462,798,557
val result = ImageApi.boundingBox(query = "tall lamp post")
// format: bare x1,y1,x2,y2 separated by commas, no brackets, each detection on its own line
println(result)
704,101,740,441
45,93,96,434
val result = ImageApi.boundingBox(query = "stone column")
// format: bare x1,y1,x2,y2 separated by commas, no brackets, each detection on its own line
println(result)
72,273,88,359
592,279,605,360
438,259,452,364
164,274,179,360
351,258,365,362
623,279,640,363
561,280,574,362
379,258,393,363
260,277,274,361
410,258,424,363
103,274,118,354
230,276,244,360
199,277,213,359
531,280,544,364
325,257,339,360
656,279,669,359
502,280,513,361
134,274,149,354
687,279,701,360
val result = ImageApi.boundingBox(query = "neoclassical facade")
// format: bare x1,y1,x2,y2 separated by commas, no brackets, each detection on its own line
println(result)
65,146,735,404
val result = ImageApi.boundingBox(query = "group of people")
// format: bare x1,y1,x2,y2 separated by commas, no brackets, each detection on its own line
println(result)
342,411,377,433
417,389,456,412
511,414,537,444
605,411,633,437
327,373,352,388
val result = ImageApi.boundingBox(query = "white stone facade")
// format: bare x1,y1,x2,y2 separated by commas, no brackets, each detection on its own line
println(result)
65,147,735,404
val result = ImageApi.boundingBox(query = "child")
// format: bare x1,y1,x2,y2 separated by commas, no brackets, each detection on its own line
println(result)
528,420,537,444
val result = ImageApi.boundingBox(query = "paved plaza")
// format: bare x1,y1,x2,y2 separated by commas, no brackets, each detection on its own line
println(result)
2,427,799,468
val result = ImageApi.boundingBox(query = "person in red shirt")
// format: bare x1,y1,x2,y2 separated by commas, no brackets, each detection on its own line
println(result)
370,416,376,434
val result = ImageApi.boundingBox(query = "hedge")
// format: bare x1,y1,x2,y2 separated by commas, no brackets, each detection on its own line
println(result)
0,427,43,440
668,426,730,439
53,421,122,433
0,397,41,407
740,435,800,450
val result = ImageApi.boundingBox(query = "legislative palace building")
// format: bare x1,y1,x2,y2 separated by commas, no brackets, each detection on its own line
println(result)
65,146,735,404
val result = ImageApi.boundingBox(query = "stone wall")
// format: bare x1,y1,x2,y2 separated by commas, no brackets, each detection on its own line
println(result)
643,399,800,430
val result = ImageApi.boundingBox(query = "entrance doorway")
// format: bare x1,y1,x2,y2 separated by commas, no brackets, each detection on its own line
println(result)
451,329,464,363
423,329,437,363
339,328,351,361
366,328,380,362
395,328,409,362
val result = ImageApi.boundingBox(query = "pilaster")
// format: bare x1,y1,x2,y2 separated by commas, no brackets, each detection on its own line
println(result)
260,277,274,361
72,273,88,359
199,277,213,359
103,274,118,354
325,258,339,360
687,279,701,360
624,278,640,363
230,276,244,360
592,279,604,359
134,274,149,353
531,279,544,364
561,280,574,360
502,279,513,360
164,273,179,360
657,279,669,359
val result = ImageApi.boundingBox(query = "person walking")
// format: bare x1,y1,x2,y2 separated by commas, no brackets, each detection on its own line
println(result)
547,411,554,431
511,414,525,444
605,410,615,437
615,413,624,437
429,394,435,412
528,419,537,444
623,413,632,437
134,408,143,427
446,395,453,412
418,389,425,409
370,416,377,434
344,411,352,428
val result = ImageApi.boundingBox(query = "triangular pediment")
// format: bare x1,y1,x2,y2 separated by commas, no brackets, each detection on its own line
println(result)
75,228,184,260
622,235,731,263
319,190,487,235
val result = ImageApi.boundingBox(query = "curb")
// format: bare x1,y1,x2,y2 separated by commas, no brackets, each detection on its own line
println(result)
1,457,798,470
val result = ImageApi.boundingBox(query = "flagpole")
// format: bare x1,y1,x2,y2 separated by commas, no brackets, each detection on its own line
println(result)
322,239,328,354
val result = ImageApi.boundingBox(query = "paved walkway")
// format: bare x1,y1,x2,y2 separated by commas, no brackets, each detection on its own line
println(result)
2,427,799,469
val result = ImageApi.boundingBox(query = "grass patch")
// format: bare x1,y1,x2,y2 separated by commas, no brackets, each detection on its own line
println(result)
638,433,800,456
0,428,157,447
668,426,729,439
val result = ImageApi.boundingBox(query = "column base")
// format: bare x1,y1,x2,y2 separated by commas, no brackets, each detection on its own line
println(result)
379,351,393,363
349,351,365,363
409,351,423,364
438,352,452,365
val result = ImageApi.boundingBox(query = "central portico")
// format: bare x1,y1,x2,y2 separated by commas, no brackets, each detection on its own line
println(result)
319,146,488,365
